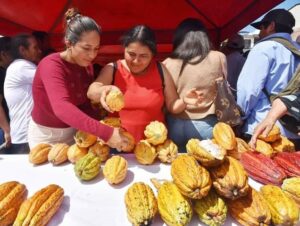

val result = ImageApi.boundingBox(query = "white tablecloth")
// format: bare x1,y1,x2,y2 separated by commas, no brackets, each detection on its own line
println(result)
0,154,262,226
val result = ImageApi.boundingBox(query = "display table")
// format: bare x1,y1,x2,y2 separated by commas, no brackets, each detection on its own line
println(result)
0,154,262,226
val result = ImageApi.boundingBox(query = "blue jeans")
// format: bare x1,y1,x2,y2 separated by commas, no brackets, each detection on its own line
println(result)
167,114,218,152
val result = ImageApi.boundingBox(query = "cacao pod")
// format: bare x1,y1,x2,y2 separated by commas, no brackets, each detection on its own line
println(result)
282,177,300,208
271,135,295,152
74,153,101,181
227,137,250,160
105,89,125,112
74,130,97,148
258,124,281,143
171,155,211,199
13,184,64,226
273,152,300,177
124,182,157,226
156,139,178,163
240,151,287,185
100,116,121,128
210,156,249,200
103,155,128,184
144,121,167,145
260,184,299,226
134,140,157,165
67,144,88,163
48,143,69,165
255,139,275,157
0,181,27,226
88,141,110,162
213,122,237,150
29,143,52,165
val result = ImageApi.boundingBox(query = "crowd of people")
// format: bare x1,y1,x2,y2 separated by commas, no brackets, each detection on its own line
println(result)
0,7,299,154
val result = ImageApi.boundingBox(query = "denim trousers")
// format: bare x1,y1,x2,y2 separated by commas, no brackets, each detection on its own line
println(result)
167,114,218,152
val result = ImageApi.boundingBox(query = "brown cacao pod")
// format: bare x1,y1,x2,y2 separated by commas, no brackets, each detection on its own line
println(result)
0,181,27,226
13,184,64,226
258,124,281,143
260,184,299,226
240,151,287,185
156,139,178,163
171,155,211,199
273,152,300,177
144,121,167,145
227,187,271,226
103,155,128,184
48,143,69,165
74,130,97,148
105,89,125,112
29,143,52,165
134,140,157,165
271,135,295,152
255,139,275,157
124,182,157,226
210,156,249,200
213,122,237,150
67,144,88,163
88,141,110,162
282,177,300,208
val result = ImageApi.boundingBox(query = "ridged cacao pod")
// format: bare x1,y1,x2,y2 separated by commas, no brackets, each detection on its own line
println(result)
171,155,211,199
74,130,97,148
227,187,271,226
260,184,299,226
156,139,178,163
88,141,110,162
151,179,192,226
100,116,121,128
227,137,250,160
124,182,157,226
255,139,275,157
105,89,125,112
213,122,237,150
273,152,300,177
0,181,27,226
240,151,287,185
103,155,127,184
74,153,101,181
144,121,167,145
271,135,295,152
67,144,88,164
210,156,249,200
282,177,300,208
120,131,135,153
134,140,157,165
186,138,226,167
258,124,281,143
194,189,227,226
48,143,69,165
13,184,64,226
29,143,52,165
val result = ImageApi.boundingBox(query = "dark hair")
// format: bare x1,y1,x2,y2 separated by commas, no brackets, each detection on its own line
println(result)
10,34,32,60
172,18,211,75
0,36,12,52
32,31,48,41
275,24,293,34
121,25,157,55
64,8,101,45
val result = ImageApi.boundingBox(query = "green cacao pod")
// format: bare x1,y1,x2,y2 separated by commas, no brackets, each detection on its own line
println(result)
74,153,101,181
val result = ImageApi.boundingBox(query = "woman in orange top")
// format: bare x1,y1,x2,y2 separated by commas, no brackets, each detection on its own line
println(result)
88,25,198,142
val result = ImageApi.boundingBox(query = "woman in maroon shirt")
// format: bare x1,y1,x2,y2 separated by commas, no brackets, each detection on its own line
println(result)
28,8,127,150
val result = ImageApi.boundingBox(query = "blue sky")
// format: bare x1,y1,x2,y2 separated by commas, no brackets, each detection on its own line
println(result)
241,0,299,33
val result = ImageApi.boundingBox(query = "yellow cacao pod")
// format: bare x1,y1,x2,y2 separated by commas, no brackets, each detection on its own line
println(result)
255,139,275,157
260,184,299,226
105,89,125,112
74,153,101,181
156,139,178,163
125,182,157,226
67,144,88,163
100,116,121,128
29,143,52,165
210,156,249,200
74,130,97,148
258,124,281,143
103,155,128,184
171,155,211,199
0,181,27,226
186,138,226,167
48,143,69,165
271,135,295,153
213,122,237,150
227,187,271,226
282,177,300,208
194,189,227,226
88,141,110,162
144,121,167,145
120,131,135,153
151,179,192,226
13,184,64,226
134,140,157,165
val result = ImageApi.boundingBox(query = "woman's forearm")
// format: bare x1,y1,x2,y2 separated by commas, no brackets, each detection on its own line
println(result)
87,82,104,103
267,98,288,123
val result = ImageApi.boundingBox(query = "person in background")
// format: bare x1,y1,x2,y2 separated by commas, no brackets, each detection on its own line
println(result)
237,9,300,148
32,30,55,58
28,8,127,150
88,25,200,142
0,37,12,148
4,34,41,154
163,18,227,151
223,34,246,98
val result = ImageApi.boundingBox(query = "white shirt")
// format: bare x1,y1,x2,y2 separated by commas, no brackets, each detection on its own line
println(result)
4,59,36,143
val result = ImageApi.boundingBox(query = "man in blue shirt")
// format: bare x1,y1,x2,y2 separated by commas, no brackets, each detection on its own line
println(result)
237,9,300,148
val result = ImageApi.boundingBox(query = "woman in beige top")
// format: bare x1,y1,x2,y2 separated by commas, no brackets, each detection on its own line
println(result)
163,18,227,151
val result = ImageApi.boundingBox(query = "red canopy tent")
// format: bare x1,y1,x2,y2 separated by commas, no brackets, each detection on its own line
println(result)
0,0,283,63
